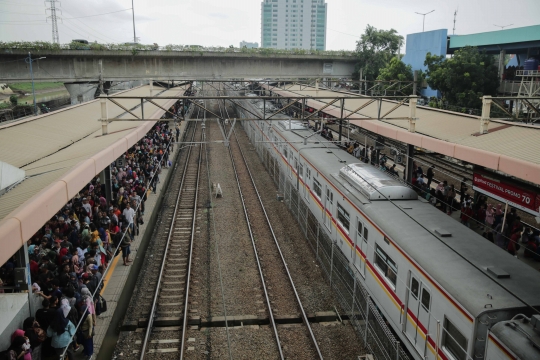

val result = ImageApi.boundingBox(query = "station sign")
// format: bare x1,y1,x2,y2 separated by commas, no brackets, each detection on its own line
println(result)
472,173,540,216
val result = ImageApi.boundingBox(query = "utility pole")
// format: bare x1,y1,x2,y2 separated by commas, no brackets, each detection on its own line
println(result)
453,9,458,35
415,10,435,32
45,0,61,44
25,53,47,116
132,0,137,43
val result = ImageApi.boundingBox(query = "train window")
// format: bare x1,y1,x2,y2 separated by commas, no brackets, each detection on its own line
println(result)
411,277,419,299
299,162,303,178
363,227,368,242
337,203,350,232
313,179,322,199
442,318,468,360
294,157,298,173
326,188,333,206
375,245,397,287
357,222,363,240
421,288,431,311
283,147,288,158
306,168,311,180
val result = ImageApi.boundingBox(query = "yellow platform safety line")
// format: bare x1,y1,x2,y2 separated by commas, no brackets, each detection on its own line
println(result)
100,252,121,295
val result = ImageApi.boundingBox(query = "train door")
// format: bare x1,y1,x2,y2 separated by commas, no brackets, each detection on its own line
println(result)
324,186,333,230
353,218,366,277
405,272,432,357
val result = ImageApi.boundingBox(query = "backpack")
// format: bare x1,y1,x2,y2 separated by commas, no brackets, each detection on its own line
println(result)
96,295,107,315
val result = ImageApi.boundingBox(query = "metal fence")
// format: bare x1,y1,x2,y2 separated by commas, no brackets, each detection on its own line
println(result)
249,127,410,360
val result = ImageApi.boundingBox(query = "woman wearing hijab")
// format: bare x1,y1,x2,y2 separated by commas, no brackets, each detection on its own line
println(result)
81,288,97,325
77,305,94,359
46,306,76,359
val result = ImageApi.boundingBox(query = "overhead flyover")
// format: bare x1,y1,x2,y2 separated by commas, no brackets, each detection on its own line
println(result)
0,50,355,83
0,84,188,266
260,84,540,187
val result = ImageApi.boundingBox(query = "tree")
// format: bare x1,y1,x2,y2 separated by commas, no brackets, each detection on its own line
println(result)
376,57,422,96
353,25,403,82
424,47,499,109
9,95,18,106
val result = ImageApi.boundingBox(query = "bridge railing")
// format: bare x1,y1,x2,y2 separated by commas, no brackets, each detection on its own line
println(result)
0,41,355,57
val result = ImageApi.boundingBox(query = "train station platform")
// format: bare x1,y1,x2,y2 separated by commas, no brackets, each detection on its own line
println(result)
261,83,540,190
0,84,188,351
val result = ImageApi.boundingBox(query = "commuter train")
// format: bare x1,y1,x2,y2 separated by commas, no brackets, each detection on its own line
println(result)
234,94,540,360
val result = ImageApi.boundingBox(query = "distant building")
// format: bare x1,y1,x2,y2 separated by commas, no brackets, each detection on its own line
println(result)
240,41,259,48
261,0,327,50
401,29,448,99
402,25,540,99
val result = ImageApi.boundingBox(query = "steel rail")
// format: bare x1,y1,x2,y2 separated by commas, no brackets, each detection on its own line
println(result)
179,130,203,359
179,91,205,359
220,82,325,358
218,83,323,359
139,108,200,359
229,125,324,360
211,85,285,360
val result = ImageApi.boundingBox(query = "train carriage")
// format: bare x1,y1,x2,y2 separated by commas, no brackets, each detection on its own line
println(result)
235,94,540,360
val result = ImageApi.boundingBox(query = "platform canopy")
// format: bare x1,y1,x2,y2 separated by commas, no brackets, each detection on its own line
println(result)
0,84,187,266
261,83,540,188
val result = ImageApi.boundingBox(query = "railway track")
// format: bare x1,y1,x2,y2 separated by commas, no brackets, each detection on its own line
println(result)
137,110,204,359
211,85,323,359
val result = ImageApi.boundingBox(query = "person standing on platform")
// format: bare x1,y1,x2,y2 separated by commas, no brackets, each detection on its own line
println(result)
426,165,435,187
460,177,468,198
122,203,135,235
78,305,94,360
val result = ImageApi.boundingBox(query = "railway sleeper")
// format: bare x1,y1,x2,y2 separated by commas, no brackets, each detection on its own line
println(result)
123,310,357,331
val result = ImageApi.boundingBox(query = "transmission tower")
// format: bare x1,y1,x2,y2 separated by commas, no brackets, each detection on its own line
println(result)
45,0,62,44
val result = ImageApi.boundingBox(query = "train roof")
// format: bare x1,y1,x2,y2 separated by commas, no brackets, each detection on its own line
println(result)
268,118,540,318
489,316,540,359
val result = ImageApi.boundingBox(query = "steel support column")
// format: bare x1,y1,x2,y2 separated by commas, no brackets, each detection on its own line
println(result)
339,98,344,142
406,144,414,182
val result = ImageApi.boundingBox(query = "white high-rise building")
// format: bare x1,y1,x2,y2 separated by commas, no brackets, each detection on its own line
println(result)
261,0,327,50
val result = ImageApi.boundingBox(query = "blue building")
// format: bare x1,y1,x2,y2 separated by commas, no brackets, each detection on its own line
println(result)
401,29,448,99
402,25,540,99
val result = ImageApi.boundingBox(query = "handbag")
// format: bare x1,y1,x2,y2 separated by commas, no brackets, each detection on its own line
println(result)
101,295,108,312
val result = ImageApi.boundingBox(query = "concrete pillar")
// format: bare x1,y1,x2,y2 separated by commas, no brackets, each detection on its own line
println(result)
149,79,153,96
480,96,492,134
409,96,417,133
498,49,506,81
100,95,108,135
64,82,99,105
315,79,319,91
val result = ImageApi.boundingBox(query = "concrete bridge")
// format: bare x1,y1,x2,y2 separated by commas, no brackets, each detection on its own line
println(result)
0,49,356,83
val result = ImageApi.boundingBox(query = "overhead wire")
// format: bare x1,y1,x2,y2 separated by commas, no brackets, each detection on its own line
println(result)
61,9,125,43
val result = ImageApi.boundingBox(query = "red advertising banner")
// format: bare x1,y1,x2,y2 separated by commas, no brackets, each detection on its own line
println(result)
473,173,540,215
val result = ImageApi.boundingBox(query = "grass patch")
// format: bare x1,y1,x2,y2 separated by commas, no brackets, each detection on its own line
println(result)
0,102,11,110
9,82,63,92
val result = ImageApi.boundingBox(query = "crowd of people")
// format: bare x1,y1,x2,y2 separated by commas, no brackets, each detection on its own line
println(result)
0,121,176,359
335,137,540,262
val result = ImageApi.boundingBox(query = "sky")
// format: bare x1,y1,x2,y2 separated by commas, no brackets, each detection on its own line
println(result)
1,0,539,51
